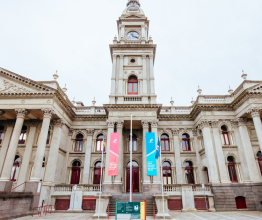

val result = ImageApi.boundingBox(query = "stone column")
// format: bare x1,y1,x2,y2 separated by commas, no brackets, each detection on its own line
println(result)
0,120,14,177
110,54,117,96
151,120,161,184
193,129,204,184
149,54,155,95
82,129,94,184
30,109,53,182
237,118,261,182
118,55,124,95
172,129,184,184
115,120,124,185
199,121,220,183
62,129,73,183
103,120,114,190
248,108,262,152
142,120,150,186
231,120,250,181
0,109,28,182
211,121,231,183
142,54,147,95
16,120,38,191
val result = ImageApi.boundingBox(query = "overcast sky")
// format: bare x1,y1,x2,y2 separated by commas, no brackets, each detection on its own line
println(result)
1,0,262,107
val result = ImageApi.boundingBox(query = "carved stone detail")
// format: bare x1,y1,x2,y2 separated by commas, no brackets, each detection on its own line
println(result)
237,118,247,126
0,110,5,115
247,107,261,118
192,129,198,136
42,109,54,118
15,109,29,118
117,120,124,128
211,120,219,128
107,120,115,128
141,120,148,128
171,129,179,136
230,120,239,128
150,119,158,128
68,128,74,136
86,129,95,136
198,121,210,130
52,119,64,128
0,79,30,93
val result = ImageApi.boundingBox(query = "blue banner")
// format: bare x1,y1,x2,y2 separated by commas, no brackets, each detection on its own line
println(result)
146,132,157,176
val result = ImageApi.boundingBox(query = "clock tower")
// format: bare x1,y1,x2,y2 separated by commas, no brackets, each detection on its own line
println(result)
109,0,157,104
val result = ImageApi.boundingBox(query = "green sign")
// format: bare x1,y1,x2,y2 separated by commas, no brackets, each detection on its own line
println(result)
116,202,142,219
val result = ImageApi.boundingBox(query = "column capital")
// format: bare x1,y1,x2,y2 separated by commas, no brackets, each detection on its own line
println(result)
171,129,179,136
107,120,115,128
141,120,149,128
112,54,117,59
119,54,124,59
52,118,64,128
230,120,239,128
149,54,154,59
237,118,247,126
247,107,261,118
28,119,40,127
117,120,124,128
211,120,219,128
41,109,54,118
15,109,29,118
86,129,94,136
192,128,198,136
68,128,74,136
198,120,210,130
142,54,147,59
150,119,158,128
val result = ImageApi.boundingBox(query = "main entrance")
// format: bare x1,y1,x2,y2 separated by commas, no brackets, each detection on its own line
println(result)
126,161,139,192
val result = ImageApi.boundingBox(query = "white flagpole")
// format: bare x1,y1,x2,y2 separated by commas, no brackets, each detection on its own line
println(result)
98,138,104,220
159,135,165,219
130,113,132,202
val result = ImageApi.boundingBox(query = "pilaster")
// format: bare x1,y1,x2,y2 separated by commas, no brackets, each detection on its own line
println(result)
115,120,124,185
248,108,262,152
141,120,150,186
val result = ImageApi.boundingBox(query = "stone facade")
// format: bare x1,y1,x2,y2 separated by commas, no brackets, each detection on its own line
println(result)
0,0,262,217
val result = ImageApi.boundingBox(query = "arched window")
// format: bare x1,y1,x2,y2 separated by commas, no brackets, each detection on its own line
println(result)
74,134,84,152
163,161,172,184
93,161,103,185
227,156,238,182
11,155,21,181
127,75,138,95
203,167,209,183
40,157,46,182
221,126,230,145
182,134,191,151
0,125,4,144
129,134,137,152
19,125,27,144
96,134,104,152
257,151,262,176
46,126,52,145
161,134,170,151
71,161,81,184
185,161,195,184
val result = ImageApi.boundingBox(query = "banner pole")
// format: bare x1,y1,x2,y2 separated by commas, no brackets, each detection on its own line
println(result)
130,113,132,202
115,199,118,220
159,135,165,219
98,137,104,220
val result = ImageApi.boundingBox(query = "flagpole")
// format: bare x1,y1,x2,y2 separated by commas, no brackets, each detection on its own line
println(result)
159,135,165,219
98,138,104,220
130,113,132,202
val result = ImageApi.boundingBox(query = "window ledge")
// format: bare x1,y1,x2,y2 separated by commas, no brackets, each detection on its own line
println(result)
69,152,85,154
162,151,174,154
180,151,196,155
199,148,205,156
222,145,238,148
92,152,107,154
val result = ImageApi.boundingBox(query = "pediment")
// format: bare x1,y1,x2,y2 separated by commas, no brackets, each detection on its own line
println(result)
247,83,262,94
0,69,56,94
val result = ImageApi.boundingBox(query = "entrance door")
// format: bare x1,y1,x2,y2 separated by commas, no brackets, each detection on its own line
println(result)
126,161,139,192
235,196,247,209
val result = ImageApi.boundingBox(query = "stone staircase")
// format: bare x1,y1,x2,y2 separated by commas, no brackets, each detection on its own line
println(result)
108,193,157,216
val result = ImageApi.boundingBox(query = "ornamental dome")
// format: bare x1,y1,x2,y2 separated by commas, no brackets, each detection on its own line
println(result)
122,0,145,15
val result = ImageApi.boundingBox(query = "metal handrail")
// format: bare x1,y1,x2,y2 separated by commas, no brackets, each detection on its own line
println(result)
8,181,27,192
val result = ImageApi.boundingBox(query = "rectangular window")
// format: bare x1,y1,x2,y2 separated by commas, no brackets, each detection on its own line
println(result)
129,140,137,152
133,83,138,93
128,83,132,93
96,140,102,152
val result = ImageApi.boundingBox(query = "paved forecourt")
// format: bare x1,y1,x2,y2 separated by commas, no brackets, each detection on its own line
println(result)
14,211,262,220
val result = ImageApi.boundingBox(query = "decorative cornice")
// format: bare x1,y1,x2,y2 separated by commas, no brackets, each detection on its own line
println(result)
15,109,29,118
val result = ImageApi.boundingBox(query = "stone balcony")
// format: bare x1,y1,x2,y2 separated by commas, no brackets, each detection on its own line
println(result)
52,184,101,196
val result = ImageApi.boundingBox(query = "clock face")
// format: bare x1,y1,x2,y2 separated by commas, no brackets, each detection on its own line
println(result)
126,31,140,40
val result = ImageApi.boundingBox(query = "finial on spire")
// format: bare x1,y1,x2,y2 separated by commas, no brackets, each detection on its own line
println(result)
197,85,202,95
62,84,67,93
170,97,174,106
228,86,233,94
241,69,247,80
71,97,75,105
191,97,195,105
127,0,140,9
53,70,59,80
92,97,96,106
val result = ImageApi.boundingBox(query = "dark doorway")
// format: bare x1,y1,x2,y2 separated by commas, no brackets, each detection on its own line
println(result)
235,196,247,209
70,161,81,184
126,161,139,193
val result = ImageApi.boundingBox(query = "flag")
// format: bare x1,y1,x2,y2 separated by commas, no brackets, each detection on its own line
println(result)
103,141,106,153
155,137,160,159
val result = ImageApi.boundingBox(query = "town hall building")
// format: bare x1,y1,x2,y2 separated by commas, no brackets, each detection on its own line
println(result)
0,0,262,217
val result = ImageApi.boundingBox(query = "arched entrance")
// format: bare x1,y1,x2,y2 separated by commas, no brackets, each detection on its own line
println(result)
126,161,139,193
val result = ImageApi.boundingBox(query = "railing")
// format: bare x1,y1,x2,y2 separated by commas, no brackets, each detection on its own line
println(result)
54,184,101,193
175,107,192,113
8,181,27,192
107,203,110,219
95,108,105,113
163,184,182,192
124,96,142,101
32,206,44,217
192,184,211,192
74,107,91,113
203,96,226,103
32,205,56,217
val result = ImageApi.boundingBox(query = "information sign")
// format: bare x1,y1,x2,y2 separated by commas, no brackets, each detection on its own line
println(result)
116,201,145,219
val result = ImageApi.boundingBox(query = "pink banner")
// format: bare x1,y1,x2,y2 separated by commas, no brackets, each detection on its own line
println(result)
108,133,119,176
